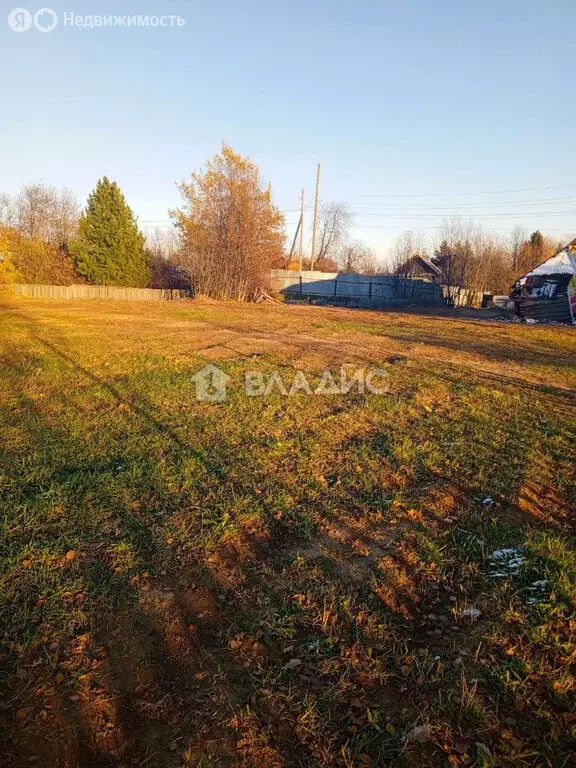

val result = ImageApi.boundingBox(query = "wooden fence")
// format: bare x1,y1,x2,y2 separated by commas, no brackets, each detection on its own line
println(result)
10,284,190,301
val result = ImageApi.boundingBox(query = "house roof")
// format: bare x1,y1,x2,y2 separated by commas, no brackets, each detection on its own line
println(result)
396,254,442,276
417,255,442,276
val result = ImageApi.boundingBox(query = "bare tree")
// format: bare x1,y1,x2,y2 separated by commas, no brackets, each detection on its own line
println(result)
314,202,353,264
431,219,516,301
385,230,430,300
468,228,510,295
338,240,379,274
14,184,53,240
0,193,14,228
509,226,526,274
52,187,81,245
146,226,184,288
12,183,79,244
145,226,180,261
432,218,478,303
388,230,428,275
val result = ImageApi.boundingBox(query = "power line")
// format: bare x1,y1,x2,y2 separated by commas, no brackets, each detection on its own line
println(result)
357,209,576,220
353,183,576,198
343,197,576,211
289,221,572,233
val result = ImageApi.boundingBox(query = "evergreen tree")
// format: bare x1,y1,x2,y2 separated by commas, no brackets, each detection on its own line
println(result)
529,230,544,269
70,177,149,286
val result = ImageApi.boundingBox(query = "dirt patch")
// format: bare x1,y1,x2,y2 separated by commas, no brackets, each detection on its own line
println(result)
197,344,244,360
179,586,218,617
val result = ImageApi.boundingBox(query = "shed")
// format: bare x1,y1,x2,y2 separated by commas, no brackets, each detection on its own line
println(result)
511,239,576,324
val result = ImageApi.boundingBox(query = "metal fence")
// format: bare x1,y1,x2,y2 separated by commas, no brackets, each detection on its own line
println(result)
270,270,442,307
10,284,190,301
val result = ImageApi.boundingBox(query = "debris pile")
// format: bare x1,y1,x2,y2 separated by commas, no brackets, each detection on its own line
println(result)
488,547,525,578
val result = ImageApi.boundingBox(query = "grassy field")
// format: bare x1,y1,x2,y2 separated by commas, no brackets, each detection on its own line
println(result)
1,295,575,768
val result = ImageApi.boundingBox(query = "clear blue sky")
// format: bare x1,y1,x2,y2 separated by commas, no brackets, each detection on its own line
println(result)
2,0,575,259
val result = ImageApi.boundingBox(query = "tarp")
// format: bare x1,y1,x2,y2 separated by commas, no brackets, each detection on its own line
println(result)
523,242,576,278
513,239,576,324
567,243,576,322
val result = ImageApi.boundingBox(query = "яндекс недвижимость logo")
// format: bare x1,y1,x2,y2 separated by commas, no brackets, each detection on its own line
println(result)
8,7,58,32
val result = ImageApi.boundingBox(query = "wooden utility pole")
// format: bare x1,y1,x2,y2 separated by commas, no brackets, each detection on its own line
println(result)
310,163,321,271
288,216,301,264
299,188,305,270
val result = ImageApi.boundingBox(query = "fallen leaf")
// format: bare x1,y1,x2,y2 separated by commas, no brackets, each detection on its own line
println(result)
409,724,434,743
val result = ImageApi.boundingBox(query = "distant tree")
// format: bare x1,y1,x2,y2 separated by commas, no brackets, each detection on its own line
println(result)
172,144,285,300
314,202,353,266
0,224,79,285
431,218,479,302
51,187,81,246
70,177,148,286
388,230,428,276
432,238,472,296
515,229,558,275
432,218,528,297
12,184,80,245
145,226,189,289
314,255,340,272
0,193,14,228
285,255,339,271
432,239,452,270
0,255,21,285
145,226,180,262
528,230,544,268
509,226,526,273
0,227,22,284
338,240,379,274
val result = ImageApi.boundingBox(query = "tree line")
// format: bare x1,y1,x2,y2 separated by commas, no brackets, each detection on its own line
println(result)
0,144,567,299
0,179,149,288
387,221,563,296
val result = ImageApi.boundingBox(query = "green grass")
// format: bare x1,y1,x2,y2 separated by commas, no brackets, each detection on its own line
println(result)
0,295,575,767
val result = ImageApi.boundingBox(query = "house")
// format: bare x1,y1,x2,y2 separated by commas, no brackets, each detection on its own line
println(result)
394,254,442,282
511,238,576,324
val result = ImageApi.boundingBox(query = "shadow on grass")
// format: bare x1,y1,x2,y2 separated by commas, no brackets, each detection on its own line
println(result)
1,304,575,767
